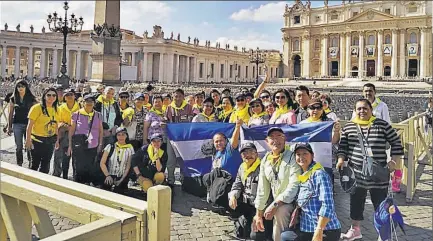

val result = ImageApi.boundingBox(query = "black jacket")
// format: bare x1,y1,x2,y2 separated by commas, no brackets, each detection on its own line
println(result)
131,144,168,175
94,100,123,127
203,168,232,203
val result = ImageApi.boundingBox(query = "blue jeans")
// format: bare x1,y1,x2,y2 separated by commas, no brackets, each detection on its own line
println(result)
12,123,27,166
281,230,298,241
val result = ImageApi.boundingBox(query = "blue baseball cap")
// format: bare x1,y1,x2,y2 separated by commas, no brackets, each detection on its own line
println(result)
134,92,145,100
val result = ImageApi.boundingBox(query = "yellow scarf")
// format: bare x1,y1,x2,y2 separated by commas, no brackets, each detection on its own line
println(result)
229,105,250,123
252,112,267,119
162,105,168,112
150,107,164,117
200,112,215,121
241,158,261,183
305,116,322,123
61,102,80,114
193,103,203,110
298,162,324,183
170,100,188,111
266,145,290,169
144,102,152,110
122,107,135,121
324,108,331,114
372,98,381,108
352,116,377,126
273,105,292,120
78,108,95,124
219,108,233,120
96,94,115,107
115,142,133,149
147,145,164,163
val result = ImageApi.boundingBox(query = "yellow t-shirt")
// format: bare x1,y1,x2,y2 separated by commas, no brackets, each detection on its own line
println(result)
28,103,59,137
58,102,80,125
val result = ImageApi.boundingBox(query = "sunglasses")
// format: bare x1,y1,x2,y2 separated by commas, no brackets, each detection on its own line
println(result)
120,96,129,99
46,94,56,98
236,98,245,102
17,85,26,88
251,104,261,108
260,95,270,99
275,96,286,100
308,104,322,110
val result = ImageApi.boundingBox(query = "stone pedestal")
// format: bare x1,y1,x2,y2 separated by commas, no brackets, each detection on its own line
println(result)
89,0,122,86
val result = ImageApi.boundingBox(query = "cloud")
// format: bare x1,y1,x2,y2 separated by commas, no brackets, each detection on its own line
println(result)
230,2,287,22
0,1,174,33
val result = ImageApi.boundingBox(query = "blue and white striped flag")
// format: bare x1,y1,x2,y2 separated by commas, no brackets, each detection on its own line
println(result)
166,122,334,177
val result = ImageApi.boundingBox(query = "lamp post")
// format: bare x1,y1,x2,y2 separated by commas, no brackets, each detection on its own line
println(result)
249,47,266,88
47,1,83,88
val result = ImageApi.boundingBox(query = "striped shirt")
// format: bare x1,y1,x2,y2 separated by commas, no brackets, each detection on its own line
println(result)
337,118,404,189
104,144,135,178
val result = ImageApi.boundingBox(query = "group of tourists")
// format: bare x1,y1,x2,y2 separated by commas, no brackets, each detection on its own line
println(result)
5,67,414,241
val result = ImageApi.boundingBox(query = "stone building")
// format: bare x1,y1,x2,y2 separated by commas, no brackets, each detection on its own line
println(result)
0,25,282,83
281,0,432,79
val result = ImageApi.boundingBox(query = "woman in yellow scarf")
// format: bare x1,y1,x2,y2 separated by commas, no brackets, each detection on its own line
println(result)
319,94,338,121
229,93,250,124
94,86,123,130
269,89,296,124
218,96,234,123
192,97,216,122
247,98,269,127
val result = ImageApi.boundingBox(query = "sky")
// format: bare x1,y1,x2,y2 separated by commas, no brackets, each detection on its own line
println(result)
0,1,342,51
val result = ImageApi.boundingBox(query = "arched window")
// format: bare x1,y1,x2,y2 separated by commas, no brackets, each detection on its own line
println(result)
368,35,375,45
409,32,417,43
331,37,338,47
314,39,320,49
384,34,391,44
352,36,359,46
293,40,300,51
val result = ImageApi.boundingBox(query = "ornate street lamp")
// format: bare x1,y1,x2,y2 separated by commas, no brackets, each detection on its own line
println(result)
47,1,84,87
249,47,266,87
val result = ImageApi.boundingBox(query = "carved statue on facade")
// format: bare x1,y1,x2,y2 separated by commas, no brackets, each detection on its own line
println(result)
152,25,162,38
30,25,34,33
307,0,311,9
197,38,199,45
234,46,238,51
194,38,197,45
42,26,45,34
143,30,148,39
324,0,328,7
16,24,20,32
285,4,289,12
4,23,8,31
170,31,174,39
342,0,346,5
188,36,191,43
161,31,164,38
177,33,180,41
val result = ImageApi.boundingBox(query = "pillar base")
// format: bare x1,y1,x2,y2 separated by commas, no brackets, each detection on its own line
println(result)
89,54,121,86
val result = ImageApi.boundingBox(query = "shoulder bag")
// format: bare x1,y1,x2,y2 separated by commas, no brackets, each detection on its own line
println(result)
71,112,95,150
289,181,314,229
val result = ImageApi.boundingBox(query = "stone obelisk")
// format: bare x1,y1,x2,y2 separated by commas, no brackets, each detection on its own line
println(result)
89,0,121,85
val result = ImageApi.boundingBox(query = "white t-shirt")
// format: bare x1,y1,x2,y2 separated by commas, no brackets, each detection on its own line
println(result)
104,144,135,177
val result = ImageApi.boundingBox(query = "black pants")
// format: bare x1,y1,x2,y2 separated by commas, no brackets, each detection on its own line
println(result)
299,229,341,241
350,187,388,220
234,202,273,241
73,147,98,184
30,136,56,174
102,175,129,194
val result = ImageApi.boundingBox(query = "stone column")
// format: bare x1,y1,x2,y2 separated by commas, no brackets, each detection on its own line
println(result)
40,48,47,78
131,52,136,66
377,30,383,77
302,35,310,78
14,46,20,77
175,54,180,84
186,56,190,84
345,33,351,77
358,31,365,77
321,34,328,77
339,33,345,76
158,53,164,83
65,49,70,75
142,52,148,82
399,29,406,77
1,46,6,77
87,52,92,79
391,29,398,77
27,47,34,79
420,27,427,78
52,49,58,77
75,50,82,80
283,37,290,78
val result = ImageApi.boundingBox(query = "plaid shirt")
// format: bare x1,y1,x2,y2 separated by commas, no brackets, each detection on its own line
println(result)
298,165,341,232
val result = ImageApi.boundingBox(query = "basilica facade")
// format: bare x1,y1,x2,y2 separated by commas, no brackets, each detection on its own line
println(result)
282,0,432,79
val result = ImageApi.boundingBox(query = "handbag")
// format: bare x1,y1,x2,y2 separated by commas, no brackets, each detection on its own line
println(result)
356,125,390,182
289,184,314,229
71,112,95,150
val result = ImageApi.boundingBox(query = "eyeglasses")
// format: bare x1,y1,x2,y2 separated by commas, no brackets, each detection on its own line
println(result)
260,95,270,99
17,85,25,88
251,104,261,108
308,104,322,110
275,96,286,100
236,98,245,102
46,94,56,97
120,96,129,99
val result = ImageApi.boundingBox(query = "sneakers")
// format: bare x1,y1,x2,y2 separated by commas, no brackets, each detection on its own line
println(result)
341,227,362,241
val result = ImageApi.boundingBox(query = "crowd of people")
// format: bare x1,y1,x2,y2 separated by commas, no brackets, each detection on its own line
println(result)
5,67,429,241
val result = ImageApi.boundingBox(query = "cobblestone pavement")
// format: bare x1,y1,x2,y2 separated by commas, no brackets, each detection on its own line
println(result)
1,143,432,241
